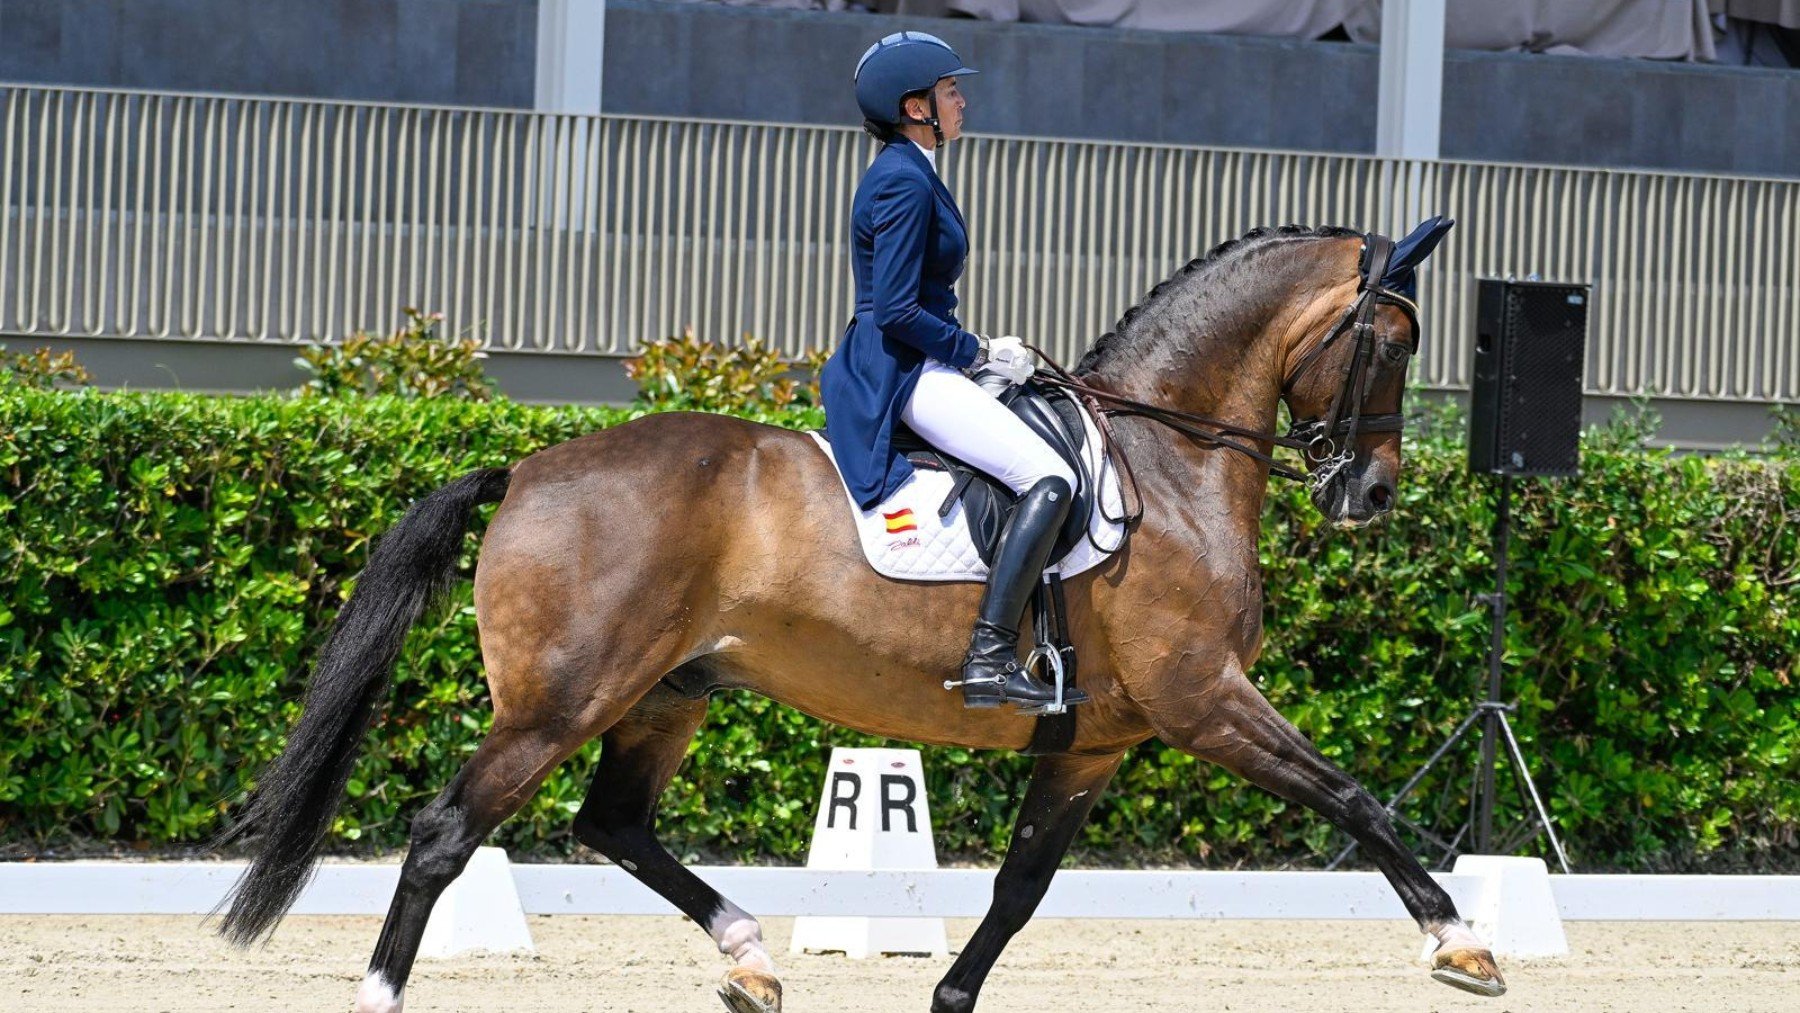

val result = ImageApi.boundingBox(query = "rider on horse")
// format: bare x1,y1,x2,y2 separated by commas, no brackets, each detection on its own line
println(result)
820,32,1083,712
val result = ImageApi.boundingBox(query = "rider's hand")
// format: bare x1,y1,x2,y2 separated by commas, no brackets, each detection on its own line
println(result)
984,335,1038,385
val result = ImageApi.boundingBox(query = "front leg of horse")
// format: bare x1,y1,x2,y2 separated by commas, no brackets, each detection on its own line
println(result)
1154,673,1505,998
930,751,1124,1013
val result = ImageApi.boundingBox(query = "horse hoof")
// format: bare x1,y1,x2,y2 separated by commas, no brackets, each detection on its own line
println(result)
1431,947,1507,997
717,968,782,1013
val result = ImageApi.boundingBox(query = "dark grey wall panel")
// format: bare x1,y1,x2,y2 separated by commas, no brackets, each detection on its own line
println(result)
454,1,539,106
11,334,1774,446
601,1,1799,178
601,2,1378,153
1439,48,1798,177
4,0,1796,173
2,1,61,81
0,0,538,108
5,334,639,405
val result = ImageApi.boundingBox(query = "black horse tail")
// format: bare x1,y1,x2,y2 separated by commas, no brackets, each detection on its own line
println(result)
213,467,511,946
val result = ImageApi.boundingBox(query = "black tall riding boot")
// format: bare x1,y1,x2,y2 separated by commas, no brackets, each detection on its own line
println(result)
956,476,1090,710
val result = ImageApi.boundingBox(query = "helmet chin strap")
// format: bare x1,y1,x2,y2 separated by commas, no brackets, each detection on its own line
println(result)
899,91,946,147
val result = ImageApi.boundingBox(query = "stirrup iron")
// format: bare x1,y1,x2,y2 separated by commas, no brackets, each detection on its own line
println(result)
1016,642,1072,716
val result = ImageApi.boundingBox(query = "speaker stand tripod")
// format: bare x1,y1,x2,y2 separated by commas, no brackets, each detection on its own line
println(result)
1329,474,1571,872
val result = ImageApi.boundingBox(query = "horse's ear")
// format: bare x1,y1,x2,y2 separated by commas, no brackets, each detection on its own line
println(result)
1382,215,1456,299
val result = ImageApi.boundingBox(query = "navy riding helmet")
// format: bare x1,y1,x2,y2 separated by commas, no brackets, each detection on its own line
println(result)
854,31,977,144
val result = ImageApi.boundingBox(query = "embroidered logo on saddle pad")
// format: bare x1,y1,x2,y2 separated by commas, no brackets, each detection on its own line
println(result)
883,509,918,533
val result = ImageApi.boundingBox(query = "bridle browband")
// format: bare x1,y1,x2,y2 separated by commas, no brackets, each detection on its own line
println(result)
1033,231,1421,530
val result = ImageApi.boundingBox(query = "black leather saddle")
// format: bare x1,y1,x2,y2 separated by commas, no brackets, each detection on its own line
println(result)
817,381,1100,754
888,382,1094,567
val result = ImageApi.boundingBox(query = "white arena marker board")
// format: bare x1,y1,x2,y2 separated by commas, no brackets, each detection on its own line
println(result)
790,747,949,958
418,846,535,958
1449,855,1568,958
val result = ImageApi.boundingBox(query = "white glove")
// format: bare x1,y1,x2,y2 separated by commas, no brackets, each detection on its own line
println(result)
982,335,1038,385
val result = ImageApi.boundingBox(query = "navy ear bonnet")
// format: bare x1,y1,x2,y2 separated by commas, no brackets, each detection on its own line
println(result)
854,31,978,126
1377,215,1456,300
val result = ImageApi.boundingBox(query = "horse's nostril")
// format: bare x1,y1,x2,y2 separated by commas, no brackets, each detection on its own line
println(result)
1369,483,1393,511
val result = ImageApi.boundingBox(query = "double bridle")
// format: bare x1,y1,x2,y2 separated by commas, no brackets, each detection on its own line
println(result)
1035,231,1422,530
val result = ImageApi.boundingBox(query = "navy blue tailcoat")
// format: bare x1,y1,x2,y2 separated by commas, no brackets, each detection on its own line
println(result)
821,141,981,510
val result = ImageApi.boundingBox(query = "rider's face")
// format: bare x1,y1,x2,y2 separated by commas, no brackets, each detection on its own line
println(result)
904,78,966,144
935,78,965,141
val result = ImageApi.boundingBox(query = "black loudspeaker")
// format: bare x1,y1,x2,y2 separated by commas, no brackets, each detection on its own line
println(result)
1469,279,1589,477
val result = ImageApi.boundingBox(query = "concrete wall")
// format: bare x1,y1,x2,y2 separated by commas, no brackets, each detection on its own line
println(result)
601,1,1800,178
602,2,1381,154
4,334,641,404
1441,48,1800,177
5,0,1796,177
7,332,1782,449
0,0,538,108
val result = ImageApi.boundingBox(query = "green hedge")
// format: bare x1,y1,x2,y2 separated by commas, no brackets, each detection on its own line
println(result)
2,388,1795,870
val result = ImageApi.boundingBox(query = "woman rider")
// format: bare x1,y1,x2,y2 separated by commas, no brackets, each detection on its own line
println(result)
820,31,1086,712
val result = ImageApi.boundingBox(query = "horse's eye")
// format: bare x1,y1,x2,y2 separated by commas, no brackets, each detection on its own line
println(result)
1381,343,1409,365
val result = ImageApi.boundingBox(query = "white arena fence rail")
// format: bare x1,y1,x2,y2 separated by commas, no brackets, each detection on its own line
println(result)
4,861,1799,922
3,83,1797,403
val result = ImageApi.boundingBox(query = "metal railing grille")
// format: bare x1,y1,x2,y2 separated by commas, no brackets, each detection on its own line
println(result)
4,85,1796,402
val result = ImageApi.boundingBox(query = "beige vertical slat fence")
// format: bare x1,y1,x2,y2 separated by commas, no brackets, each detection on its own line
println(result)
4,85,1796,402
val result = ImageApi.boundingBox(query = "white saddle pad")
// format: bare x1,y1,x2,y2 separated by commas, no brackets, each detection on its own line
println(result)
809,406,1126,583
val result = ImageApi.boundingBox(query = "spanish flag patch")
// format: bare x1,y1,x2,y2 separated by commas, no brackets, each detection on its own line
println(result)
883,508,918,534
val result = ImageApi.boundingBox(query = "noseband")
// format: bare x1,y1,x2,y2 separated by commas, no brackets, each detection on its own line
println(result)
1034,230,1421,529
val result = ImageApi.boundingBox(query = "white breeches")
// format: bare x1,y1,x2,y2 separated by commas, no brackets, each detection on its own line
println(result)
901,359,1076,496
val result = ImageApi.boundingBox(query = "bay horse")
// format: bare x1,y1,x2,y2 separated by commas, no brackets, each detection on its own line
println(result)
216,221,1506,1012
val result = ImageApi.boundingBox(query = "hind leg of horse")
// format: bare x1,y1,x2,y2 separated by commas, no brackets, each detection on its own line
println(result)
1160,673,1505,997
930,751,1124,1013
570,684,782,1013
354,722,584,1013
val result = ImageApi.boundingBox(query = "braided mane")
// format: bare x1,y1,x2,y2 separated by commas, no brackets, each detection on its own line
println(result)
1074,224,1361,375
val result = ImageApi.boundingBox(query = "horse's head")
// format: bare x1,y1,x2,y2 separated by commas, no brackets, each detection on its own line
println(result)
1071,218,1454,528
1279,218,1454,527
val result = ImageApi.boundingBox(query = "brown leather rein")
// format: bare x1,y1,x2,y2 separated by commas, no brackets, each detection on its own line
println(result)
1028,232,1421,533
